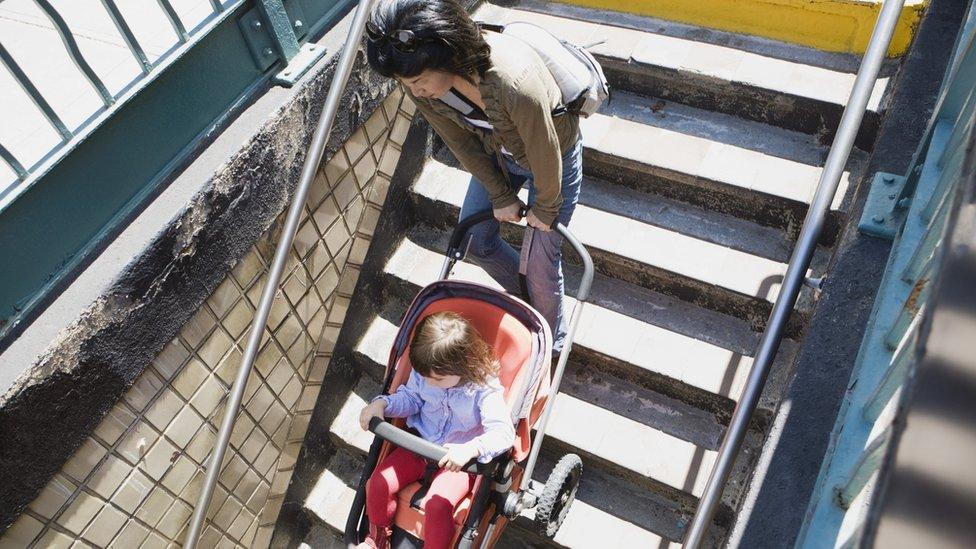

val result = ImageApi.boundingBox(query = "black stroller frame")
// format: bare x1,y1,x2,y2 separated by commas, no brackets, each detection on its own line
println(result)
344,210,594,548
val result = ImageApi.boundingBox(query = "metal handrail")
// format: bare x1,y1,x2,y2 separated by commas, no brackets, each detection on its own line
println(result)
183,0,377,546
681,0,909,546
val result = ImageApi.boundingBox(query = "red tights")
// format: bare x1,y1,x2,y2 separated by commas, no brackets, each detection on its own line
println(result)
366,447,475,549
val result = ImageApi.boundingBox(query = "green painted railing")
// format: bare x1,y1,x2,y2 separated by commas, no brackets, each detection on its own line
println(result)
0,0,349,348
797,2,976,547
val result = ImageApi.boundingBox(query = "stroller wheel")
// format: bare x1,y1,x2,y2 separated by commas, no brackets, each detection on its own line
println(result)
534,454,583,538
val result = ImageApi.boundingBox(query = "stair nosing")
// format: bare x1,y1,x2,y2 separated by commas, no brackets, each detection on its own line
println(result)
377,236,762,405
477,1,889,114
411,158,793,307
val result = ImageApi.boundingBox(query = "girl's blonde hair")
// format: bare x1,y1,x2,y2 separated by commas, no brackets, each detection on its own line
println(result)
408,311,498,385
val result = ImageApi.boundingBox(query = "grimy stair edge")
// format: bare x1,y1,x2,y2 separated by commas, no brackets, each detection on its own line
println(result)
304,375,736,547
409,174,809,337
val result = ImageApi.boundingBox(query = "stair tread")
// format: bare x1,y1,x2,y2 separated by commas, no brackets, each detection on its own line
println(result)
540,498,676,548
303,445,679,548
407,223,800,357
332,375,715,497
414,158,791,303
379,237,756,403
580,175,795,264
581,108,851,211
477,1,888,113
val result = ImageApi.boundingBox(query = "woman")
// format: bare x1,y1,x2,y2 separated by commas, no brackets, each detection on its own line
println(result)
365,0,583,354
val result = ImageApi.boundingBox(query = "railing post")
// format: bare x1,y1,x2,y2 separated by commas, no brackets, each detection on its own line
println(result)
256,0,302,61
33,0,115,106
833,429,891,510
0,44,71,140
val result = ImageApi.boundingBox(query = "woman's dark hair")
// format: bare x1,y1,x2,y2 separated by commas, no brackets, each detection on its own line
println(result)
365,0,491,82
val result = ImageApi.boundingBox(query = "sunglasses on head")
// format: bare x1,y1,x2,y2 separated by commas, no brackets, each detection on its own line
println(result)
365,20,428,53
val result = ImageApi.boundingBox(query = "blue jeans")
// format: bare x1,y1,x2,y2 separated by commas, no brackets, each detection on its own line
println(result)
458,139,583,354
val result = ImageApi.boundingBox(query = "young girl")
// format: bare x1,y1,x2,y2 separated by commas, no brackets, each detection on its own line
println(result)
358,311,515,549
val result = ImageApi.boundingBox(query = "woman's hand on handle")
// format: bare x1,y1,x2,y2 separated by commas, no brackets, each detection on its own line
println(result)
525,209,552,232
493,202,523,223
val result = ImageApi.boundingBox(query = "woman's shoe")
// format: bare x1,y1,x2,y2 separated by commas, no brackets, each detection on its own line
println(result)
357,523,392,549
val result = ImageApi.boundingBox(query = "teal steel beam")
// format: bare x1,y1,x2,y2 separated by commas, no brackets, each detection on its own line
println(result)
800,9,976,545
942,28,976,118
257,0,301,61
884,272,931,350
0,0,352,345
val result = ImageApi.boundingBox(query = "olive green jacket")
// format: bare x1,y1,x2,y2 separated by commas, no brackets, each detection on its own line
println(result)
406,32,580,227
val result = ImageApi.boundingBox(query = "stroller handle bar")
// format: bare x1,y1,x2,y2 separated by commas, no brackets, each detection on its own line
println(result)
368,417,490,475
443,208,594,302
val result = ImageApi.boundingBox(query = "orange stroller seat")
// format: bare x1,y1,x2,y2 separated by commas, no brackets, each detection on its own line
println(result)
346,208,591,549
378,296,547,542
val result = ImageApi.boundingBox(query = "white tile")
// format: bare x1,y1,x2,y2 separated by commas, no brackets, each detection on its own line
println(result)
111,470,154,514
81,505,127,547
58,491,103,535
2,513,44,546
88,454,130,499
30,474,77,519
110,521,151,548
63,438,108,483
94,403,138,446
145,389,183,431
142,437,178,481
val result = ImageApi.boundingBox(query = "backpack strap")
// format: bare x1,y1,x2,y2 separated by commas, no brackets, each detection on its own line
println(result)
476,20,570,118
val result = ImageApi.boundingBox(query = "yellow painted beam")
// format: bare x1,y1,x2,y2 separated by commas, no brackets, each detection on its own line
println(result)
552,0,928,56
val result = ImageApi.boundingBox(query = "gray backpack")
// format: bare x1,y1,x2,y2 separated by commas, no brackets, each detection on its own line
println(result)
479,21,610,118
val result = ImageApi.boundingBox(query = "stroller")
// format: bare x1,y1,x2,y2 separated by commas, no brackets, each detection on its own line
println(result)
344,210,594,548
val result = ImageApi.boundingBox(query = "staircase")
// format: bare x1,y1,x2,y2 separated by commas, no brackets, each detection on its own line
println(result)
295,0,879,546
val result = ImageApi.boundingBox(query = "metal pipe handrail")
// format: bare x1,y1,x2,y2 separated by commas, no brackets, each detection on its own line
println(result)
682,1,908,546
183,0,377,546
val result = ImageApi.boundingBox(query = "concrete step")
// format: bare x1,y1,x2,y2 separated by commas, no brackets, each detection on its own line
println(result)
354,303,728,448
371,233,797,417
476,0,887,150
579,92,858,244
304,376,731,546
411,157,812,332
301,441,694,549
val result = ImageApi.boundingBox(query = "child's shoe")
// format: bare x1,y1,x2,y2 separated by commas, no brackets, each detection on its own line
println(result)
357,523,392,549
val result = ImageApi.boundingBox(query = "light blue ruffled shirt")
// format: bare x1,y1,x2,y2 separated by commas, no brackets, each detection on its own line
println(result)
376,370,515,463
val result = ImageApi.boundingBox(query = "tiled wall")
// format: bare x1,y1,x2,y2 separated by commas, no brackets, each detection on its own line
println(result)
0,88,415,549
